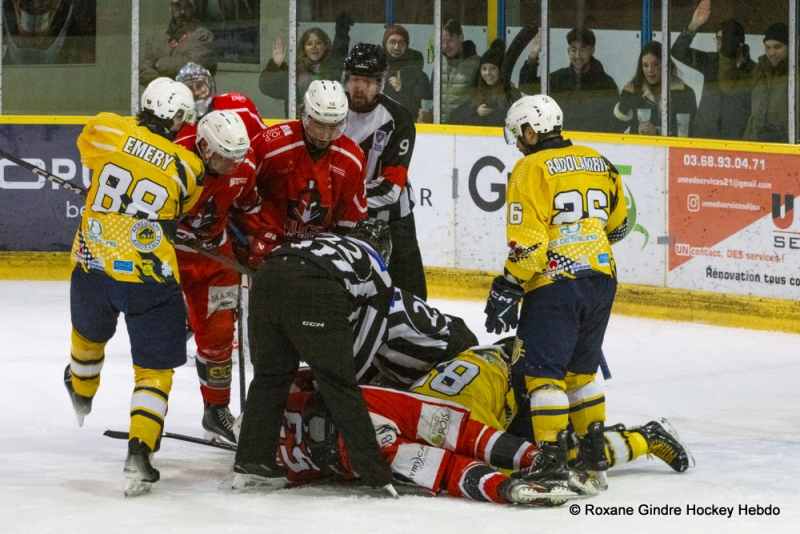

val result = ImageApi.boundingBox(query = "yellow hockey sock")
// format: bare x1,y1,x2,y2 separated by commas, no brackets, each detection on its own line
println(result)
565,372,605,436
604,427,649,467
70,329,107,398
525,377,569,443
130,366,174,452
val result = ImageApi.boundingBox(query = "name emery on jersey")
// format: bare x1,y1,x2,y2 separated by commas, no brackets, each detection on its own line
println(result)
121,137,176,171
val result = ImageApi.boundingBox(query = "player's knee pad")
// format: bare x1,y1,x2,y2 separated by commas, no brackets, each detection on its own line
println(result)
70,328,107,397
524,377,569,443
130,366,174,452
565,372,605,436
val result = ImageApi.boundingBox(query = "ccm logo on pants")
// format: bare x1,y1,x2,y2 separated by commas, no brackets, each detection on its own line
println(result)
302,321,325,327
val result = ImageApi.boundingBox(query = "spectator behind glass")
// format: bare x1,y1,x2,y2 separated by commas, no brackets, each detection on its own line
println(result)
429,19,480,124
140,0,216,86
518,27,623,133
258,14,352,118
743,22,789,143
615,41,697,136
670,0,755,140
382,25,433,122
450,39,520,127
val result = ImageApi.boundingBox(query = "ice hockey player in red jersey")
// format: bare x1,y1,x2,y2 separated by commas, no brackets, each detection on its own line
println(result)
174,62,269,161
174,110,262,442
233,378,594,505
244,79,368,268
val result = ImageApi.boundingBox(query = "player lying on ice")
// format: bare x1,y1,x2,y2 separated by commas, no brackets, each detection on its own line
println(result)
231,371,597,506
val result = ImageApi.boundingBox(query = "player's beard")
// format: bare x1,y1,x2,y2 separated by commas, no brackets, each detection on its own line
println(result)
348,92,378,113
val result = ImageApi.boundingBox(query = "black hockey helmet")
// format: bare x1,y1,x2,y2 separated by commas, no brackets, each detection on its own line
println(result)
302,393,345,473
343,43,388,79
348,218,392,264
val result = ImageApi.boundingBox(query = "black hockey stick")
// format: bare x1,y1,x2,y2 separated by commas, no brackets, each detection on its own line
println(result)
0,146,256,277
103,429,237,452
502,24,539,105
237,276,247,412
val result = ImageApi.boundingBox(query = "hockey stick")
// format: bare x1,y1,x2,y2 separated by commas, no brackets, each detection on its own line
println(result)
502,24,539,105
237,274,248,413
103,429,237,452
0,147,256,277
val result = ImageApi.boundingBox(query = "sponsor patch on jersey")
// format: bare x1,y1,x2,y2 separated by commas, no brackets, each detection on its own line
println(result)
87,218,103,236
549,233,599,249
229,177,248,186
142,260,154,277
507,240,539,263
372,130,387,153
161,261,174,279
280,124,293,137
597,252,610,266
208,284,238,317
130,220,162,252
390,443,446,491
418,404,462,449
330,165,346,177
113,259,134,274
87,259,104,271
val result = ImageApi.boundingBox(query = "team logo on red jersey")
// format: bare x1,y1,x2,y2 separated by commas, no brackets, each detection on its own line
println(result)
287,179,329,238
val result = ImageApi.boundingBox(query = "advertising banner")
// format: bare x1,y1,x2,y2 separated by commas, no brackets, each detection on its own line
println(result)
667,147,800,299
0,124,87,251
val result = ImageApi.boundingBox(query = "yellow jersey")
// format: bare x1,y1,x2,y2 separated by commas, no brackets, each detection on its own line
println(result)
71,112,204,283
504,139,627,293
411,347,517,431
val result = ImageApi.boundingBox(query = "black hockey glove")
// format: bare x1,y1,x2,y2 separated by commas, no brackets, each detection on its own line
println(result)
484,275,524,335
618,90,638,115
335,12,354,38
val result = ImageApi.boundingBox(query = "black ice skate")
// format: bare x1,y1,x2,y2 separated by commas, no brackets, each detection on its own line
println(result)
231,463,286,493
497,478,577,507
633,418,695,472
124,438,160,497
202,403,237,443
570,421,610,490
515,430,597,496
63,364,92,427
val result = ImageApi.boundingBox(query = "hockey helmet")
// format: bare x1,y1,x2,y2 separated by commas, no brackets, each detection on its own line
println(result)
176,62,217,118
504,94,562,144
302,80,348,143
347,218,392,264
141,77,197,126
196,110,249,174
343,43,388,79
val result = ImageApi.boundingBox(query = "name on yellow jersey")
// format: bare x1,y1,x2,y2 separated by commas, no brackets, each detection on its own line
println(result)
122,137,176,171
544,155,607,176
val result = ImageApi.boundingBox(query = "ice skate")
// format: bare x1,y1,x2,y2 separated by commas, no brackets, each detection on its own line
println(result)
516,430,598,496
570,421,609,490
202,403,237,443
498,478,578,507
231,463,286,493
633,418,695,472
123,438,160,497
63,364,92,427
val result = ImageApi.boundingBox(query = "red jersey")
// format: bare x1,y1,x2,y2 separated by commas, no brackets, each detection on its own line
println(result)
253,121,368,242
176,147,260,258
175,93,269,161
276,385,538,500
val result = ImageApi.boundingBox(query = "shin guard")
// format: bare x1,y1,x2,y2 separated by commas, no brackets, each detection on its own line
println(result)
525,377,569,443
70,328,106,398
565,372,605,436
130,366,174,452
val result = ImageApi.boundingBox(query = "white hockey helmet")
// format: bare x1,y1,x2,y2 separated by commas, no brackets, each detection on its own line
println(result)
196,110,250,174
504,94,562,144
141,78,197,126
302,80,348,143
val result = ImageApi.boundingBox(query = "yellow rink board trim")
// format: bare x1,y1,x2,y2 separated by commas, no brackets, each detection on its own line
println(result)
2,253,798,334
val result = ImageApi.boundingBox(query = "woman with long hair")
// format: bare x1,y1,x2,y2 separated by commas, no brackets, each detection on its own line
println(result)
615,41,697,136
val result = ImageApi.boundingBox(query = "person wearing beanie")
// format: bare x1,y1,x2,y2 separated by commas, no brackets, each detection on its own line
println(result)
450,39,520,127
140,0,216,86
743,21,789,142
671,0,755,140
518,27,623,133
381,24,432,121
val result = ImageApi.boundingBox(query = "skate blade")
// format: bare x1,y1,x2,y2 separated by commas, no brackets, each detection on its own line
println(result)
589,470,608,491
568,474,600,496
230,473,286,493
75,413,85,428
124,479,153,497
204,430,236,445
516,485,580,506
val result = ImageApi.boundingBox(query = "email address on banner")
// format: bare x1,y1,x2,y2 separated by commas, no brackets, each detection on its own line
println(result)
701,200,761,211
676,176,772,189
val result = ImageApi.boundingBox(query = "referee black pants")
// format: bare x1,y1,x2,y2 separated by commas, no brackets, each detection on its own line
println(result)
235,255,393,488
387,212,427,300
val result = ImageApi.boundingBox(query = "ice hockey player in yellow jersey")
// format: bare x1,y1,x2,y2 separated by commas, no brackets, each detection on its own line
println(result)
483,95,627,492
64,78,205,497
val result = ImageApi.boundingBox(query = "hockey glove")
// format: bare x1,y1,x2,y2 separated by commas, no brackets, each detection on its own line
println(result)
484,275,524,335
246,229,279,270
335,12,354,38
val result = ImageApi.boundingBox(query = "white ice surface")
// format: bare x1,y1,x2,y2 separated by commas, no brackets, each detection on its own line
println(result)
1,280,798,533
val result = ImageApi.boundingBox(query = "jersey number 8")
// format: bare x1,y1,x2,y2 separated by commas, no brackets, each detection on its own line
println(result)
91,163,169,219
426,361,480,396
